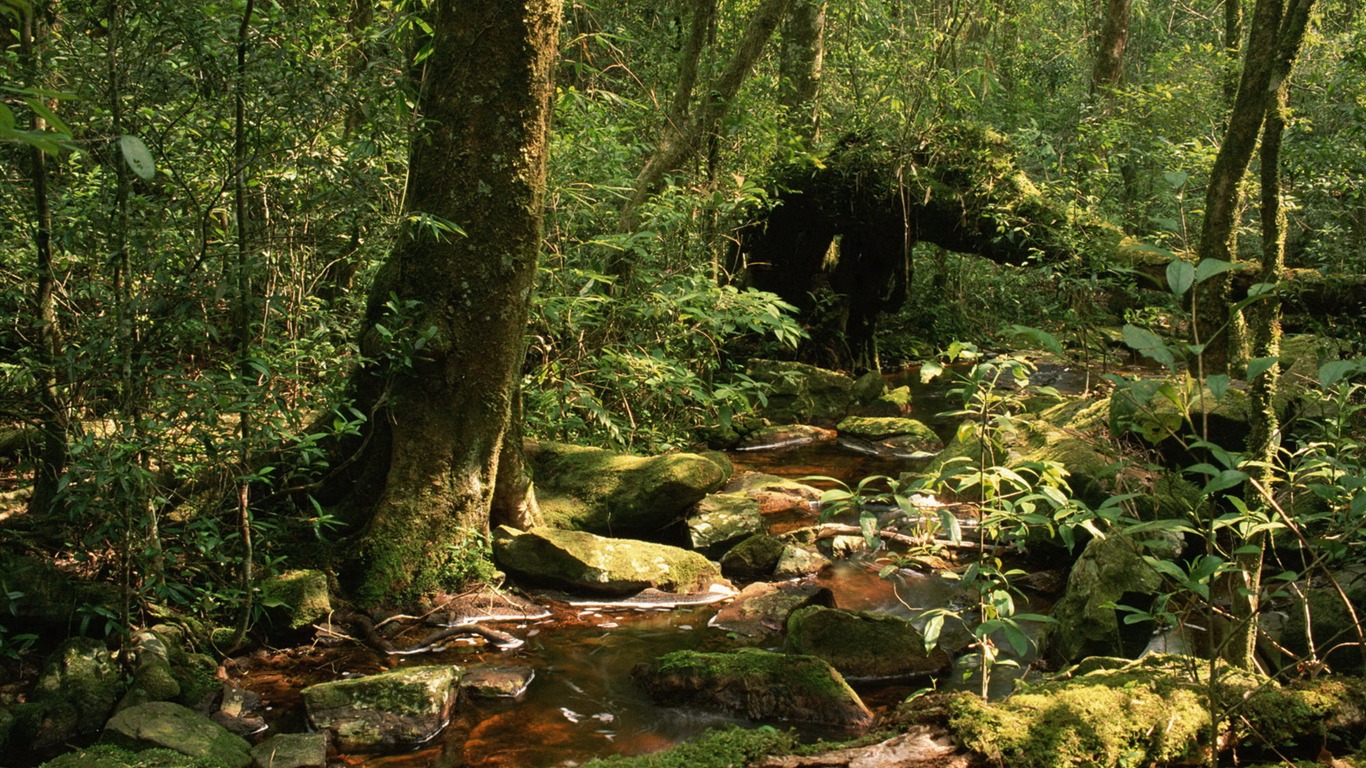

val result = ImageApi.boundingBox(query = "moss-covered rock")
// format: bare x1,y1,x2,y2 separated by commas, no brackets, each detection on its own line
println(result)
746,360,856,424
784,606,949,679
493,526,725,595
635,648,873,728
1274,575,1366,675
718,534,786,582
528,442,730,537
709,581,835,637
302,665,458,751
735,424,836,450
39,744,211,768
579,725,797,768
460,665,535,699
259,569,332,632
837,416,942,456
1043,532,1177,663
30,637,124,750
248,733,327,768
104,701,251,768
928,656,1366,768
686,493,764,557
772,544,829,579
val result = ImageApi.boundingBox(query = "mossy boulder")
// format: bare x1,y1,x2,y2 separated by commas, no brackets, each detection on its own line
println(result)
528,442,730,537
104,701,251,768
460,665,535,699
1274,574,1366,675
837,416,942,455
686,493,764,557
492,526,726,595
302,665,459,751
249,733,327,768
709,581,835,637
746,359,856,424
931,656,1366,768
0,554,120,629
259,569,332,632
27,637,125,750
635,648,873,728
772,544,829,579
38,744,210,768
718,534,786,582
1043,532,1178,663
726,472,822,515
784,606,950,680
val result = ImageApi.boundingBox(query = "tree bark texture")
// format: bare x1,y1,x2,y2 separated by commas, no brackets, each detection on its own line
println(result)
779,0,825,141
1231,0,1314,671
22,5,67,518
1090,0,1131,98
1194,0,1284,373
347,0,559,607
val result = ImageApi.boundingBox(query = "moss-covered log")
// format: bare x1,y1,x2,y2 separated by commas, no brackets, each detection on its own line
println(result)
740,126,1122,369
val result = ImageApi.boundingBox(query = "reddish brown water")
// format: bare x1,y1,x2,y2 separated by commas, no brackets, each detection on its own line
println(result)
231,364,1073,766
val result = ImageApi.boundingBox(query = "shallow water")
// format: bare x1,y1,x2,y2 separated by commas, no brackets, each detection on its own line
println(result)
234,363,1072,765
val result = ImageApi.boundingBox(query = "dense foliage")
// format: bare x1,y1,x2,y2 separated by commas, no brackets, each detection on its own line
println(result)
2,0,1365,717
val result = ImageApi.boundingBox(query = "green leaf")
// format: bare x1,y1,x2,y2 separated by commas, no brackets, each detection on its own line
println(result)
938,508,962,544
1004,324,1064,356
119,134,156,180
1246,357,1278,381
1122,325,1175,367
1194,258,1237,283
1166,260,1195,297
1002,621,1030,656
1318,360,1361,387
1202,469,1249,495
922,613,944,652
1207,374,1230,400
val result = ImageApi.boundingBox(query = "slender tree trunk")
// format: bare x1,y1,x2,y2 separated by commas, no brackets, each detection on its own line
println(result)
1090,0,1131,100
22,5,66,519
1224,0,1246,101
667,0,716,133
345,0,560,607
1194,0,1285,374
612,0,792,285
1231,0,1314,670
779,0,825,142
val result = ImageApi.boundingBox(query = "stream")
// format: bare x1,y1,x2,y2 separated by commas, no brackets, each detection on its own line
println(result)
230,363,1075,767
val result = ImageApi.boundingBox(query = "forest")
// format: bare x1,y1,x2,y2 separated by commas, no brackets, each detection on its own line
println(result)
3,0,1366,766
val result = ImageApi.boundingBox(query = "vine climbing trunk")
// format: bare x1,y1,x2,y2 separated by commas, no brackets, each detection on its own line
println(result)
341,0,560,607
1231,0,1314,670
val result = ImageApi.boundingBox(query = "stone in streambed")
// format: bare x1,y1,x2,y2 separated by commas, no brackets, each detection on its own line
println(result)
686,493,764,557
635,648,872,729
250,733,327,768
492,526,726,596
301,665,458,751
528,441,730,538
104,701,252,768
784,606,950,680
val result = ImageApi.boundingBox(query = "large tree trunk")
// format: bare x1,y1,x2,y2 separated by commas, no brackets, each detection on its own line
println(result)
344,0,559,607
1193,0,1285,374
1090,0,1131,99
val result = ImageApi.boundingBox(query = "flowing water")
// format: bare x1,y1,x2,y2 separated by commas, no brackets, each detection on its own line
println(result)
232,362,1071,766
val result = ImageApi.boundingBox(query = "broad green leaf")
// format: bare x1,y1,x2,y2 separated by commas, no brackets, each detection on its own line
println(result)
1166,260,1195,297
922,613,944,652
1002,622,1030,656
1202,469,1249,495
119,134,156,180
1194,258,1237,283
1246,357,1278,381
1122,325,1176,367
938,508,963,543
920,360,943,383
1318,359,1361,387
1004,324,1064,356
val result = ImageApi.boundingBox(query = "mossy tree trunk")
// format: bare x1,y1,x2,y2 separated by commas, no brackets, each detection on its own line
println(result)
343,0,559,607
1193,0,1284,374
1231,0,1314,670
779,0,825,143
1089,0,1130,101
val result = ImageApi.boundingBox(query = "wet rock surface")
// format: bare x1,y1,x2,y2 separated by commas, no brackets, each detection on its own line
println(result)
493,525,727,595
105,701,253,768
635,648,874,728
301,664,459,751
